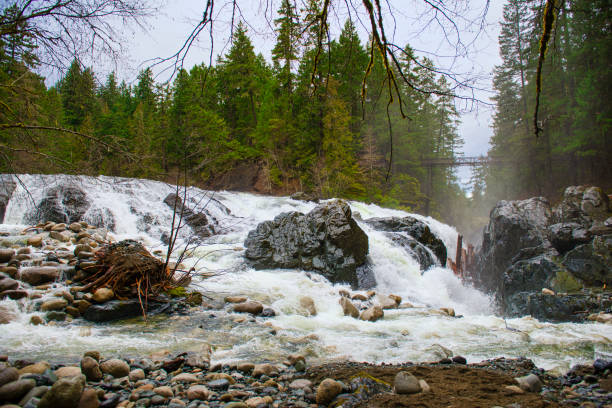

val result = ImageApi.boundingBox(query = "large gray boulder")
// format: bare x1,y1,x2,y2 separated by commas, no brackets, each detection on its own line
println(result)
472,197,552,295
506,291,612,322
503,255,561,298
26,184,90,224
563,235,612,287
553,186,611,225
244,200,369,288
365,216,446,270
548,222,590,254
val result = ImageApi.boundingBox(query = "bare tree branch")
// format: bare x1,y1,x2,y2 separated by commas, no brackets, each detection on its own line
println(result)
534,0,559,137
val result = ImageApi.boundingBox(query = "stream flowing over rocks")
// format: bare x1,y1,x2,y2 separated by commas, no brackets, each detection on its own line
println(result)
0,174,610,402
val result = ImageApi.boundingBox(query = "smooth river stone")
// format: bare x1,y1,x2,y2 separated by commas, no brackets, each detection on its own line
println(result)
0,379,36,402
19,267,59,285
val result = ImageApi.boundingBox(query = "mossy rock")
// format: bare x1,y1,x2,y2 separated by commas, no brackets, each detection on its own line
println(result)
551,269,583,293
185,292,203,306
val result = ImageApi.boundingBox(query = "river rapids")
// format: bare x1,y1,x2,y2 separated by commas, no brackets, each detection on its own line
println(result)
0,174,610,373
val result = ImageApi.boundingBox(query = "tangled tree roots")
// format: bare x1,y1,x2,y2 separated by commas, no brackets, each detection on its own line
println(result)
82,240,181,303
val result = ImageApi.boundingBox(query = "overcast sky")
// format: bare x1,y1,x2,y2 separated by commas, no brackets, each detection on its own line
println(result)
106,0,505,186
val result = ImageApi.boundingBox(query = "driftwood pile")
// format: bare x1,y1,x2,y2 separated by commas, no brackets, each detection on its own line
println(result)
81,240,184,302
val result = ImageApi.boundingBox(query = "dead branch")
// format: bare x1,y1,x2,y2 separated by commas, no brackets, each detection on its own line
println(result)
533,0,559,137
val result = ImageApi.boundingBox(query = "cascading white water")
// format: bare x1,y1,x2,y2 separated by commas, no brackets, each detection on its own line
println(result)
0,174,610,372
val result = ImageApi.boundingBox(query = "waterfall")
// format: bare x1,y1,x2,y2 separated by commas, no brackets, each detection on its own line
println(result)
0,174,609,372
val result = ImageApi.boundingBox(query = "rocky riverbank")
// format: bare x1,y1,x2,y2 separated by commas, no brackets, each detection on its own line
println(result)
0,221,199,325
0,350,611,408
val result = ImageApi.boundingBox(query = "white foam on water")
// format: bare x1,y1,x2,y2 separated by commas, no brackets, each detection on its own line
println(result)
0,174,609,370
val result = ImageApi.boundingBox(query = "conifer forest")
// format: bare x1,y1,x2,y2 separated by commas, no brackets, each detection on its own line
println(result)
0,0,610,231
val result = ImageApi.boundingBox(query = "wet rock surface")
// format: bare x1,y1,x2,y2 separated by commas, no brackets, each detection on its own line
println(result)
163,193,217,239
244,200,370,288
0,176,16,223
0,221,199,326
82,299,173,322
470,186,612,321
472,197,553,295
365,216,447,269
26,184,91,225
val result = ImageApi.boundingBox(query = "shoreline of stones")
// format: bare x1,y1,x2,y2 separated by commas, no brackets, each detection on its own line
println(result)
0,350,611,408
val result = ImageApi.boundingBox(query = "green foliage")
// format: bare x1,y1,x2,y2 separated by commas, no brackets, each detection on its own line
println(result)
271,0,300,94
59,60,98,129
1,11,467,221
167,286,188,298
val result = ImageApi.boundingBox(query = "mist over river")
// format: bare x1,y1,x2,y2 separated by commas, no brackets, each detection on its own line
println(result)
0,175,610,374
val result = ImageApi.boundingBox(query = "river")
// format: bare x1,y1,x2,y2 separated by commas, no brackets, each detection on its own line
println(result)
0,174,609,373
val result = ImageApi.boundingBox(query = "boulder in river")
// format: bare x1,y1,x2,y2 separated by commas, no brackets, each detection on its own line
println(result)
506,291,612,322
365,216,447,270
83,299,170,322
244,200,370,288
0,305,16,324
163,193,216,238
19,266,59,285
360,305,384,322
0,249,15,263
339,297,359,318
553,186,611,226
562,235,612,287
26,183,90,224
232,301,263,315
472,197,552,296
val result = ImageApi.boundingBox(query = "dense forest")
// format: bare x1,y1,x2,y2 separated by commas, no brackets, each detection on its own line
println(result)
0,0,610,234
480,0,611,204
0,1,465,222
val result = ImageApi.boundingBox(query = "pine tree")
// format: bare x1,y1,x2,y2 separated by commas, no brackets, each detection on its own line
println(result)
332,20,368,135
0,5,38,74
59,60,97,129
272,0,300,96
135,68,156,107
217,21,262,145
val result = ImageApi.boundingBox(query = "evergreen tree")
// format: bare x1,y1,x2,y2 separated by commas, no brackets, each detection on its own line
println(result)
0,5,38,74
332,20,368,135
272,0,300,97
59,60,97,129
217,22,263,145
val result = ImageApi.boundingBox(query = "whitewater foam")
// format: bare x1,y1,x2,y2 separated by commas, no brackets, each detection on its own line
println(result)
0,174,609,371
